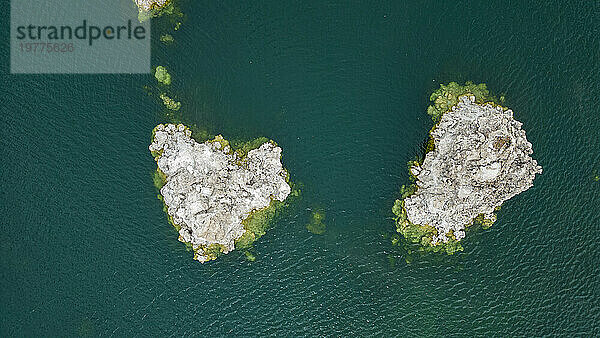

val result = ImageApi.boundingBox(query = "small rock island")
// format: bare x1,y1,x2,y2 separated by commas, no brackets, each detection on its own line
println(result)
134,0,168,12
393,83,542,254
149,124,292,262
134,0,174,21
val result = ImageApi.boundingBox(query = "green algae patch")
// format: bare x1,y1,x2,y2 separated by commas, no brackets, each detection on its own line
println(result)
206,135,231,153
231,137,270,158
152,168,167,190
306,208,326,235
186,125,212,143
392,195,464,255
393,219,464,255
427,81,493,122
155,190,179,231
193,243,226,262
154,66,172,85
471,213,496,229
160,93,181,111
160,120,212,144
160,34,174,44
77,318,95,337
235,199,285,250
137,0,181,22
244,251,256,262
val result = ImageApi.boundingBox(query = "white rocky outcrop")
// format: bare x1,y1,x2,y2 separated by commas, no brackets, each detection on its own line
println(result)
134,0,168,11
404,96,542,244
149,124,291,262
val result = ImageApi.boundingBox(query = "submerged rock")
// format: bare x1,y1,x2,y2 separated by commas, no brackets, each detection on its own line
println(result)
394,89,542,253
149,124,291,262
306,208,326,235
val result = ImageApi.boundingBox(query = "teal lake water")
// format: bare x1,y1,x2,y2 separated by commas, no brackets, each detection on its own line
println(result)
1,0,599,336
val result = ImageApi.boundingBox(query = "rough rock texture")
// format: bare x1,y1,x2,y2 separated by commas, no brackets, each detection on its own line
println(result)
134,0,168,11
149,124,291,262
404,95,542,245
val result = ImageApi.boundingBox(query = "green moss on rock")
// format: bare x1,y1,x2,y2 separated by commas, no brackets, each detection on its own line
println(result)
472,213,495,229
206,135,231,153
393,193,464,255
427,81,493,122
160,34,174,44
393,206,464,255
152,168,167,190
235,199,285,250
193,243,226,262
231,137,270,159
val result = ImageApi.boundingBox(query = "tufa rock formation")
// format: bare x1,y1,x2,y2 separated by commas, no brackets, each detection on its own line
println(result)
149,124,291,262
394,91,542,253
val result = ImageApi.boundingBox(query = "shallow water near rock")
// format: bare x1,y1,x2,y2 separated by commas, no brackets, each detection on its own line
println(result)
1,0,599,336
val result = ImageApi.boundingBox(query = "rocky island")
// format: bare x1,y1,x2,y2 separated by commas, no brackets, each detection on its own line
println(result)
392,83,542,254
150,124,292,262
134,0,169,12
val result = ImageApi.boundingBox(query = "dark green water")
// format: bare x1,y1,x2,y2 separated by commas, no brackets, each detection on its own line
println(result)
2,0,599,336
